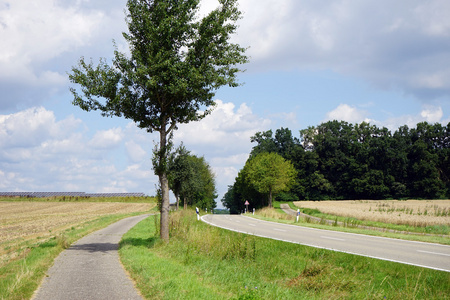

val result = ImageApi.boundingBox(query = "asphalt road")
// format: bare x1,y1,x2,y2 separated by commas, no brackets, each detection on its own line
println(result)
202,214,450,273
32,214,150,300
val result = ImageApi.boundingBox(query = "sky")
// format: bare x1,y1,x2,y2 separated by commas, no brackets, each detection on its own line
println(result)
1,0,449,208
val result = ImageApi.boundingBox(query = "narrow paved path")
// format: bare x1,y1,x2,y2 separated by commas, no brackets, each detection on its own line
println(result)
202,214,450,272
32,214,150,300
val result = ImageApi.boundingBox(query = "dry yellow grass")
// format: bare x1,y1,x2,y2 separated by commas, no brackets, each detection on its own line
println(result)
293,200,450,227
256,207,295,221
0,202,153,266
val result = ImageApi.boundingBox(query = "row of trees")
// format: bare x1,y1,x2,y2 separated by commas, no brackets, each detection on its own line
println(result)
167,145,217,210
222,121,449,213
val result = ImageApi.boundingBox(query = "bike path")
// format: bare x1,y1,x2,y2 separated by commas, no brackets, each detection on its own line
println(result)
32,214,150,300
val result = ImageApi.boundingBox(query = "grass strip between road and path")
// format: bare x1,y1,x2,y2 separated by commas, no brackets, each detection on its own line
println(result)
0,211,153,300
119,210,449,300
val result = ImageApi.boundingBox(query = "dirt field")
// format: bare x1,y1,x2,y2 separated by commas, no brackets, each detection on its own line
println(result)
293,200,450,227
0,202,153,266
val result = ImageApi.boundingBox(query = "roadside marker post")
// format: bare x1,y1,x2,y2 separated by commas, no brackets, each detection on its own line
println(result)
196,207,199,221
253,208,255,215
296,209,300,222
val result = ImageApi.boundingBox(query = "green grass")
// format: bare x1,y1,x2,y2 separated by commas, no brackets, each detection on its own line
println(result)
299,206,450,235
0,212,148,300
119,210,449,299
250,208,450,245
271,202,449,241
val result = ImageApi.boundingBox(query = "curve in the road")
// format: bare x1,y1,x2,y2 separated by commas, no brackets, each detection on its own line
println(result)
202,214,450,273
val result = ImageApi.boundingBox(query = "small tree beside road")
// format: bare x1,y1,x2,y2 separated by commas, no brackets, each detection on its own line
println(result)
245,152,297,207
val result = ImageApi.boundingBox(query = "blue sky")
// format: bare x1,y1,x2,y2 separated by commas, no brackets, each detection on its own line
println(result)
1,0,449,207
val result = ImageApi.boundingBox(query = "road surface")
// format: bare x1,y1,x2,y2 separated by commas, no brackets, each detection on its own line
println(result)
32,214,150,300
202,214,450,272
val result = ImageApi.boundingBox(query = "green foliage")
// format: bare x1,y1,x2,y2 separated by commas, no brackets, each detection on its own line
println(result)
223,122,449,211
168,144,217,210
68,0,247,240
244,152,297,207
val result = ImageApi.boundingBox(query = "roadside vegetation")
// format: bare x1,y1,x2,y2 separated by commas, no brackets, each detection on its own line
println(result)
223,123,449,214
251,201,450,245
0,198,156,300
120,210,449,299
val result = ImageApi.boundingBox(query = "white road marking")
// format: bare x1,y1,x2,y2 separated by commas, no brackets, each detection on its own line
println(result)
273,229,286,232
321,236,345,241
248,223,256,226
417,250,450,257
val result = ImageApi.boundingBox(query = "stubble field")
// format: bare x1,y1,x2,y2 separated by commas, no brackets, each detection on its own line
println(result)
0,201,153,267
293,199,450,227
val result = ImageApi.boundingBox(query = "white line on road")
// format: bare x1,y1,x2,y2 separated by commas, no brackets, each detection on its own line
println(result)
248,223,256,226
321,236,345,241
273,229,286,232
417,250,450,257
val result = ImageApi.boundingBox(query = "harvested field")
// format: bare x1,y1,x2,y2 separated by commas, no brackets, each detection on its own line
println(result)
293,200,450,227
0,202,153,266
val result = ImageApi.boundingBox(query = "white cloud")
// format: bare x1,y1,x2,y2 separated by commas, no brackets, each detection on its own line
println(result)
89,128,124,149
235,0,450,101
325,104,373,124
0,106,156,194
420,106,444,122
0,0,126,110
175,100,271,154
125,140,148,163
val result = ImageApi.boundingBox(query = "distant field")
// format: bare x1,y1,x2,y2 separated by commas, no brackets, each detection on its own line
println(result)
0,201,153,267
293,200,450,227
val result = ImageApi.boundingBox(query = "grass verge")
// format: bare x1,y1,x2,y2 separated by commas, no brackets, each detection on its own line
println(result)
252,207,450,245
119,210,449,299
0,212,149,300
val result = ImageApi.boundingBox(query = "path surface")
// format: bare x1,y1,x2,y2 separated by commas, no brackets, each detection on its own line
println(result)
32,214,150,300
202,214,450,273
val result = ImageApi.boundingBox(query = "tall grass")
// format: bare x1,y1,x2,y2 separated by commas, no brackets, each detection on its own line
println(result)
119,210,449,299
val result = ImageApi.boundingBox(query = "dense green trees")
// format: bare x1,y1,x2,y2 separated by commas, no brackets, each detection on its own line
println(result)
68,0,247,241
222,122,449,211
245,152,297,207
168,145,217,210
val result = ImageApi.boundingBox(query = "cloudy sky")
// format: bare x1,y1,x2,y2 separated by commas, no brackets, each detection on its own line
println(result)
1,0,449,207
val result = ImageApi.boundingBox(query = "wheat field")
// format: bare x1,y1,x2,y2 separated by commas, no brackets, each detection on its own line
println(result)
0,202,153,267
293,200,450,227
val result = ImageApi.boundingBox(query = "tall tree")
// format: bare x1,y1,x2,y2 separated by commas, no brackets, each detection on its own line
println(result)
245,152,297,207
68,0,247,241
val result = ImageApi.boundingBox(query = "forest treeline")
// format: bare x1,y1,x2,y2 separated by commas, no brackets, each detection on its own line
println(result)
222,121,449,214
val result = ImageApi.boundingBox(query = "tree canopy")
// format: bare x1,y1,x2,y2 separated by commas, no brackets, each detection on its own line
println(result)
222,122,449,211
68,0,247,241
245,152,297,207
168,145,217,210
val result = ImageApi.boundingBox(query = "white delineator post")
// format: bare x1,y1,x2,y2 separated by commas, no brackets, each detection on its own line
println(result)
196,207,200,221
296,209,300,222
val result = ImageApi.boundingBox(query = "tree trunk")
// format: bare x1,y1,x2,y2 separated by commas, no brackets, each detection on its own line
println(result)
159,126,170,242
268,188,273,208
175,193,179,211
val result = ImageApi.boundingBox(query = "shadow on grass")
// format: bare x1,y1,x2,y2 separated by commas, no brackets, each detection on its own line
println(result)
119,237,158,249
